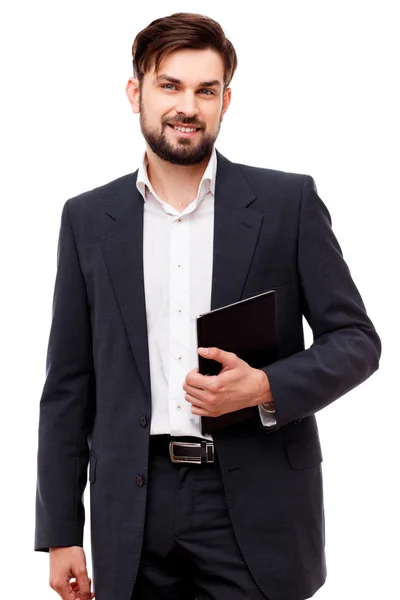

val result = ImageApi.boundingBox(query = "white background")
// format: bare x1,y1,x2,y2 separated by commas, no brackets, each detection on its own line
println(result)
1,1,398,598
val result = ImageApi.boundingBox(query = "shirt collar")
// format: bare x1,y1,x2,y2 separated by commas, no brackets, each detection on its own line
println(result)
136,146,217,203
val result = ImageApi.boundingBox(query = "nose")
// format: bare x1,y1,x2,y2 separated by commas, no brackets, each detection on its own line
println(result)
175,91,199,118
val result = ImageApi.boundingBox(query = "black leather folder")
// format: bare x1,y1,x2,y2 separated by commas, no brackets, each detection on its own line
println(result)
196,290,278,435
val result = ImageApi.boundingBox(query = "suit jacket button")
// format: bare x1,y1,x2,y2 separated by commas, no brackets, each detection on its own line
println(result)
139,415,147,427
136,475,144,487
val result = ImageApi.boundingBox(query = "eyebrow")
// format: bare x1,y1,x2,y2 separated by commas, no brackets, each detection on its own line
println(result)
156,74,222,88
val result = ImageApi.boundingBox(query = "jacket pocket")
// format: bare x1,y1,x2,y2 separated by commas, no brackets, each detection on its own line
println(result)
284,434,323,471
89,453,97,484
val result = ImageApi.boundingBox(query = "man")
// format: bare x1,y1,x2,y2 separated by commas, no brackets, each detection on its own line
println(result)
35,12,381,600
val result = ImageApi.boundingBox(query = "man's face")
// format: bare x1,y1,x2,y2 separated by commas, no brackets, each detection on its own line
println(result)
127,48,231,166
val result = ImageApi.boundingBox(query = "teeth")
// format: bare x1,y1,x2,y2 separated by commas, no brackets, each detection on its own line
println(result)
173,126,197,132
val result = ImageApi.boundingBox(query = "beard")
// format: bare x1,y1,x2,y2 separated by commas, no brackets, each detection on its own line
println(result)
139,97,221,166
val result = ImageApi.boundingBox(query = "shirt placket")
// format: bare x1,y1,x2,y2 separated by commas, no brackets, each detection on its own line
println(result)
169,215,191,434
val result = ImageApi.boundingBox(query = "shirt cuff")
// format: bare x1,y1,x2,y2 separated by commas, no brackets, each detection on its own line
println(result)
257,403,277,427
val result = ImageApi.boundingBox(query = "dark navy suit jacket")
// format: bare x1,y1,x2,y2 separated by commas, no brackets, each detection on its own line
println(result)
35,150,381,600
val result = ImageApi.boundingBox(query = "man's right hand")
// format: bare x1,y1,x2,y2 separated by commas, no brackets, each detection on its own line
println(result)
49,546,94,599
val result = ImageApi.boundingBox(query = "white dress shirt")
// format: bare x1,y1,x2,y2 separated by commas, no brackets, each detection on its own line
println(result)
136,147,276,440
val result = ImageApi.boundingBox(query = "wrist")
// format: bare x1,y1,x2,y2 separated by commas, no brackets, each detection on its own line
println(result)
253,368,274,409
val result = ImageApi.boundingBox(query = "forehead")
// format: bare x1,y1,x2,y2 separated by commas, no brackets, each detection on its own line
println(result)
148,48,225,86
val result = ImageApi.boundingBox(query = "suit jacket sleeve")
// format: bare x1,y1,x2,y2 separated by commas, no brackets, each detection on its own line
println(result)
35,200,95,551
261,175,381,428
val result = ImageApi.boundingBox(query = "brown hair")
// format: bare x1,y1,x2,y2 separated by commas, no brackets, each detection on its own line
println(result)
131,12,238,91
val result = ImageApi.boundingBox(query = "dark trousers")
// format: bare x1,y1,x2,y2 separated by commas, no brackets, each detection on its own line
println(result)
132,436,268,600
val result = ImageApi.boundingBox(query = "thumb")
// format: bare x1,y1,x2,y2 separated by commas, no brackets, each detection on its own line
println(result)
74,569,92,600
71,578,95,598
198,347,237,365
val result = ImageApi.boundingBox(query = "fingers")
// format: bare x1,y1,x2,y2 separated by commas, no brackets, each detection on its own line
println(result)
75,568,92,600
49,547,93,600
185,371,219,389
184,391,206,410
183,382,207,400
71,579,96,599
52,577,93,600
189,403,210,416
50,576,75,599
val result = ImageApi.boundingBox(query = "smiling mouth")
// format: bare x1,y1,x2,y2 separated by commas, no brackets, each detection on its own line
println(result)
167,124,202,133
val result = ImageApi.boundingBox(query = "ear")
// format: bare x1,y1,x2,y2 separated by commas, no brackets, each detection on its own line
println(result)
125,77,141,114
220,87,232,122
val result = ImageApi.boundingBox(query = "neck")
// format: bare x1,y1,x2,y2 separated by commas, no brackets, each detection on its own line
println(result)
145,145,212,210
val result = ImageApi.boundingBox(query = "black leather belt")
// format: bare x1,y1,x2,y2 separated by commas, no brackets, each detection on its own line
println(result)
150,435,216,465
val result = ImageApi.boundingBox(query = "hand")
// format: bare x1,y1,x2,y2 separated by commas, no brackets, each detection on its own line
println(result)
49,546,95,599
182,347,274,417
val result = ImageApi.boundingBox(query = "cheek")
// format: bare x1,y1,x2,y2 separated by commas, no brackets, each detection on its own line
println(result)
206,106,223,127
145,99,171,123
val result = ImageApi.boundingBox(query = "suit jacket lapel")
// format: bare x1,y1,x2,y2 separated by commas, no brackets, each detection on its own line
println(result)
99,151,263,400
100,181,152,399
212,151,263,309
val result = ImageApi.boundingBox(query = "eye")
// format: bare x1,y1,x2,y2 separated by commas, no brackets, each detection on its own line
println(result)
160,84,215,95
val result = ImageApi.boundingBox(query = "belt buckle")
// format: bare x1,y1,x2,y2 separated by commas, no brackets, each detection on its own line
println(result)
169,441,202,464
205,442,214,463
169,441,215,464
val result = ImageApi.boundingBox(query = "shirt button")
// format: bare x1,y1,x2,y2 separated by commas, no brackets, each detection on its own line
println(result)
136,475,144,487
177,264,181,268
139,415,147,427
178,355,182,361
177,404,182,411
178,308,182,314
177,218,182,222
